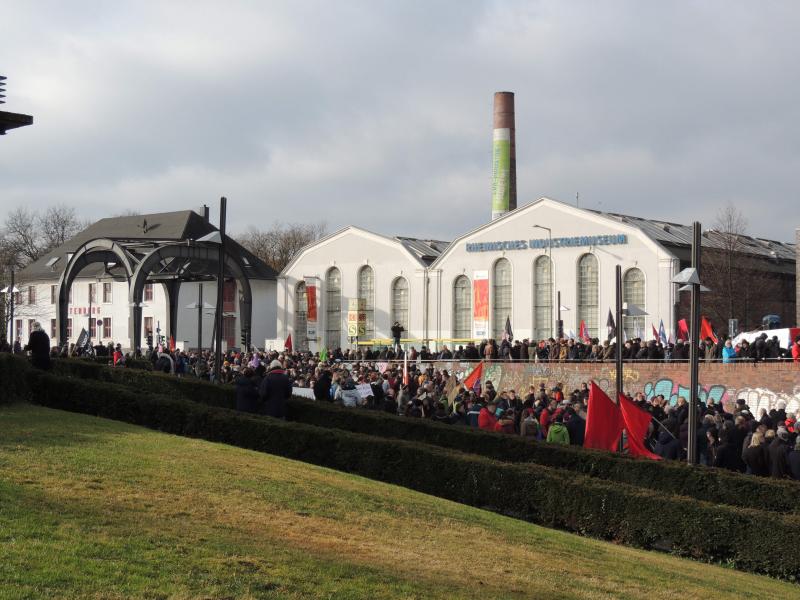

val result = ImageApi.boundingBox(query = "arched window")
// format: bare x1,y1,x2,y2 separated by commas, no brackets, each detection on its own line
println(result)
492,258,512,339
325,267,341,349
623,267,645,340
294,281,308,351
391,277,409,332
576,254,598,339
357,265,375,340
452,275,471,340
533,255,553,340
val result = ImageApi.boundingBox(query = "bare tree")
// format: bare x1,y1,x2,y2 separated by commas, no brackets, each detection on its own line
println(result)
2,207,41,266
40,205,87,254
701,203,784,332
1,205,87,268
237,222,327,273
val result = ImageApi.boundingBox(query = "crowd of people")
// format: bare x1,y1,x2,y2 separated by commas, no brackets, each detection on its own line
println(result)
4,322,800,480
139,343,800,480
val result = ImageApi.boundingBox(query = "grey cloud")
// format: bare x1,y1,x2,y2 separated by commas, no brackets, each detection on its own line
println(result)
1,1,798,245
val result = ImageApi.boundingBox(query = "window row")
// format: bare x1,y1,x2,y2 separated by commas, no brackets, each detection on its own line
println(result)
450,256,645,340
11,317,113,342
293,266,409,350
13,283,118,306
290,259,646,346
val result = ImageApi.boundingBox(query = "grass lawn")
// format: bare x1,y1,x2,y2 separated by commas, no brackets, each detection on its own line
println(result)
0,404,795,600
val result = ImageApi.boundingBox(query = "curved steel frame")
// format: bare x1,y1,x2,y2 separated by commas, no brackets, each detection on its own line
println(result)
56,239,136,348
127,242,252,353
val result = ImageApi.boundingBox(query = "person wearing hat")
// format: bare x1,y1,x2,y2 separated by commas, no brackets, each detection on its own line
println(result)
24,321,51,371
258,359,292,419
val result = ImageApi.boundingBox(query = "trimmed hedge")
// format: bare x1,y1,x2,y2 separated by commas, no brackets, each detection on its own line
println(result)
48,356,800,515
7,364,800,581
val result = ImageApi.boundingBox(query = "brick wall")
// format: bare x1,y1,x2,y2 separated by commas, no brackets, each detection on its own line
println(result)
478,360,800,417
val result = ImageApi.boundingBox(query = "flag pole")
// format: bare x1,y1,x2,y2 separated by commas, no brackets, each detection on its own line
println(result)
615,265,624,453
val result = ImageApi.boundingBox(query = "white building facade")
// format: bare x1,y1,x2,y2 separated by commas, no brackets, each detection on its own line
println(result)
9,277,277,352
279,198,683,350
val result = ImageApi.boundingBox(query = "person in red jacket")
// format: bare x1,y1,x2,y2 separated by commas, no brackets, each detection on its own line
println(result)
539,399,557,438
478,399,498,431
792,335,800,363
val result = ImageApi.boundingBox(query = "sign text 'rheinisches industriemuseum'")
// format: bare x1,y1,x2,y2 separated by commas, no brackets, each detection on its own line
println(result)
465,234,628,253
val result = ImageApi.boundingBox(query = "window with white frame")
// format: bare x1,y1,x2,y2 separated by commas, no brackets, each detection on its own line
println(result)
390,277,409,332
357,266,374,340
492,258,512,339
533,255,553,340
576,254,599,339
452,275,471,340
325,268,341,349
622,268,646,340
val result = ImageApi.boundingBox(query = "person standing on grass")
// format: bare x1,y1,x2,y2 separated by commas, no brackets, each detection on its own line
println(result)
259,359,293,419
25,321,51,371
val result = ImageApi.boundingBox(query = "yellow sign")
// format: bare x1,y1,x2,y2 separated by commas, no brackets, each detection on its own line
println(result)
347,298,367,337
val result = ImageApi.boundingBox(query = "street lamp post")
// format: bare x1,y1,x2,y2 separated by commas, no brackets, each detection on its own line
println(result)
532,224,554,339
1,268,18,345
671,222,708,466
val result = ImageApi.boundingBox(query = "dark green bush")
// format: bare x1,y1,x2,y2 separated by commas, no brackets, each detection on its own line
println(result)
9,365,800,581
0,353,30,403
49,356,800,515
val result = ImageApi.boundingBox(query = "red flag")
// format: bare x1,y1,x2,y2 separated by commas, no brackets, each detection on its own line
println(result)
618,393,661,460
700,316,718,344
579,320,590,343
651,323,659,340
285,333,293,353
584,382,622,452
169,335,176,351
677,319,689,341
462,362,483,391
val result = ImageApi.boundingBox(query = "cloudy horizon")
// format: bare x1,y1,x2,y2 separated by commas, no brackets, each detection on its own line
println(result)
2,1,799,244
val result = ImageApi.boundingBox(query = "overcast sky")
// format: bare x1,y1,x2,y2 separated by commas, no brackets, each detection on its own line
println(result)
2,1,799,243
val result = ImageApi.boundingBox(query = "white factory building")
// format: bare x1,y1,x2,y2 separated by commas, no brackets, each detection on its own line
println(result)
279,197,689,351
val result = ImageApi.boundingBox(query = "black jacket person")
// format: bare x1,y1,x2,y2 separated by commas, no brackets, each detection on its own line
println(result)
25,322,51,370
259,360,293,419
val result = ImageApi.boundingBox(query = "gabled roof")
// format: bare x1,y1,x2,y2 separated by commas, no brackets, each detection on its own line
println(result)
18,210,277,282
280,225,451,275
430,196,672,267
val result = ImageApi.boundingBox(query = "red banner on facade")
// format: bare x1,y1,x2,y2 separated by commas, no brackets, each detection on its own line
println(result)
473,270,488,339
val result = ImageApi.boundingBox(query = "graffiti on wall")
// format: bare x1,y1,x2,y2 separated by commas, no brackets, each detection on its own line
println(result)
479,362,800,415
642,379,729,408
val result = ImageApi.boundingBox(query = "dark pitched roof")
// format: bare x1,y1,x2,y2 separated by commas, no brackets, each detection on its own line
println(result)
18,210,276,282
588,209,795,262
394,236,451,265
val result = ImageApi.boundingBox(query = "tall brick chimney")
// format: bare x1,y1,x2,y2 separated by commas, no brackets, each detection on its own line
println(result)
491,91,516,221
